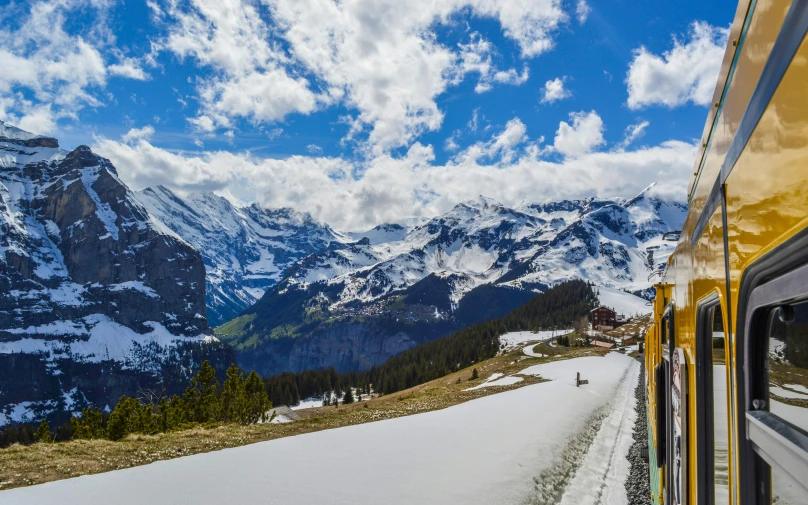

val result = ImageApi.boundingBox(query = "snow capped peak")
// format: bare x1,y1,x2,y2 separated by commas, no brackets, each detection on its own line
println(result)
0,120,55,143
0,120,64,169
453,195,504,214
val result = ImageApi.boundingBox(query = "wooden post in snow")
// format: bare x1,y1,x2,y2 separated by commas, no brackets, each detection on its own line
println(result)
576,372,580,387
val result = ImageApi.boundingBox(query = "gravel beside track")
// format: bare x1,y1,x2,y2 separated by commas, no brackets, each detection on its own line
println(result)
625,358,651,505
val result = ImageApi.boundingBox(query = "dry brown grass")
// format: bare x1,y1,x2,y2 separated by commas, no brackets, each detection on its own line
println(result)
603,314,652,339
0,344,606,491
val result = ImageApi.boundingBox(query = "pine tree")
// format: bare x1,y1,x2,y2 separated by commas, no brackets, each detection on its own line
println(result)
71,406,106,439
343,388,354,405
107,396,141,440
34,419,51,443
196,360,221,423
244,371,270,423
221,364,246,423
471,368,479,380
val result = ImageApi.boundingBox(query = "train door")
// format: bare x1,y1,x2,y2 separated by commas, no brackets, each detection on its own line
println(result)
696,296,731,505
738,261,808,504
659,304,689,505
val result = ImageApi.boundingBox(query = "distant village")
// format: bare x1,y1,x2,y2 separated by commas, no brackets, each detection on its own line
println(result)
585,305,650,350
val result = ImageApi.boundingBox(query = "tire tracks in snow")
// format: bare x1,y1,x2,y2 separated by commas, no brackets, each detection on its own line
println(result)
524,359,639,505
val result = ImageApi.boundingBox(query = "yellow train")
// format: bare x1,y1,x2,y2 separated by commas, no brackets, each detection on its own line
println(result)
645,0,808,504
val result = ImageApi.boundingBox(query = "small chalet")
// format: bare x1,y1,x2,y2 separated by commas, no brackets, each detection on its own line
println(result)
591,305,627,331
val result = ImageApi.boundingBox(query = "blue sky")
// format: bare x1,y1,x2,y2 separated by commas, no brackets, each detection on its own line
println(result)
0,0,736,230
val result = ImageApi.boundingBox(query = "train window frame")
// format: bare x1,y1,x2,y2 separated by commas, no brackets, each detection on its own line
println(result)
696,294,730,505
742,261,808,502
662,302,675,351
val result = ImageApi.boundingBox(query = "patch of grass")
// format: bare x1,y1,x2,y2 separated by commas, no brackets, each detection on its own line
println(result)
214,314,256,341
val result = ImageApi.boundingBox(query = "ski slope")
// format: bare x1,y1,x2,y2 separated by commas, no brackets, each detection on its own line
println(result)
2,353,639,505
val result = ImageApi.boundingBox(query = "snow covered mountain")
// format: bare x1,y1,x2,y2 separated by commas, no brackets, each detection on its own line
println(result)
287,187,684,309
218,186,685,375
135,186,341,326
0,121,230,425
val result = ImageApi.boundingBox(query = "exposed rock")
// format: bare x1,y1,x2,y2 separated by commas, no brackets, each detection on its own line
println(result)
135,186,341,326
0,122,223,425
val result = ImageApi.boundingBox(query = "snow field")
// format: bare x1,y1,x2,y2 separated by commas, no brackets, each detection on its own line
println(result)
2,353,639,505
463,372,524,391
500,329,572,349
596,287,651,317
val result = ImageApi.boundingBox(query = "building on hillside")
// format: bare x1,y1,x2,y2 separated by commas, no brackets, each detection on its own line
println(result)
590,306,627,331
593,340,615,350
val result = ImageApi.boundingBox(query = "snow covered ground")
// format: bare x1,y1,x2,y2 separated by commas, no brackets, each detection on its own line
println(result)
500,329,572,349
2,353,639,505
463,372,524,391
597,287,651,317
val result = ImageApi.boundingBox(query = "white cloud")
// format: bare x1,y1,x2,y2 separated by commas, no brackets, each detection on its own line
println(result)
157,0,567,153
619,120,649,148
188,115,216,133
493,67,530,86
453,118,530,164
94,124,694,231
121,125,155,144
444,134,461,152
467,108,481,132
626,21,728,109
0,0,155,134
306,144,323,155
17,104,57,135
108,58,150,81
576,1,591,24
456,32,530,94
553,110,604,158
161,0,320,129
541,77,571,103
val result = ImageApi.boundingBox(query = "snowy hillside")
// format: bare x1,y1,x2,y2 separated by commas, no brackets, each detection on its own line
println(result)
2,353,639,505
0,121,228,425
597,287,652,318
136,187,342,325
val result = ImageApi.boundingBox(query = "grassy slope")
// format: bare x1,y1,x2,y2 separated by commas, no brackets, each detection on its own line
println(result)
0,344,607,491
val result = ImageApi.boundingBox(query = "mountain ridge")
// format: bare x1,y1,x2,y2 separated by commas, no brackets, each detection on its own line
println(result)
214,184,685,375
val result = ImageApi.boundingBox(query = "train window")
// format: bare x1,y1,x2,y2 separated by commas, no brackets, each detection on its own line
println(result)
662,305,673,347
743,266,808,505
766,302,808,433
765,301,808,503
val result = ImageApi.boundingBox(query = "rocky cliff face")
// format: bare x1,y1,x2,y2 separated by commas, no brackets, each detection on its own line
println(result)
0,121,227,425
135,186,341,326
